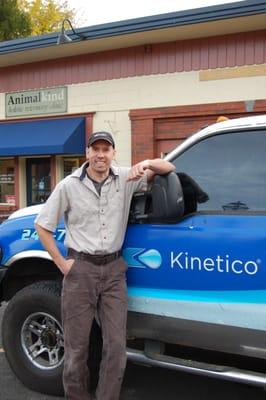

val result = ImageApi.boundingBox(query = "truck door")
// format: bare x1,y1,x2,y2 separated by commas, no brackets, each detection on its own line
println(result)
124,129,266,330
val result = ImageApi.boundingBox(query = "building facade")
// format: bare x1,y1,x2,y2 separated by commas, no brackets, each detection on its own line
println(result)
0,0,265,217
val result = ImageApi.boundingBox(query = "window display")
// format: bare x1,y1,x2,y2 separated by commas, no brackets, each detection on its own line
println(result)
0,159,15,205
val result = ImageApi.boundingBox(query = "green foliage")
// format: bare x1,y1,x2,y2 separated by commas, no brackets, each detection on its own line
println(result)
0,0,76,41
0,0,31,41
20,0,76,36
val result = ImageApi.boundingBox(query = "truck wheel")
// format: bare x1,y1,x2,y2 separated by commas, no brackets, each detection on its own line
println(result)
2,281,64,396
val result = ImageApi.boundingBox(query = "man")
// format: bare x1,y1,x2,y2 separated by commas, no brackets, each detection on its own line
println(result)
35,131,175,400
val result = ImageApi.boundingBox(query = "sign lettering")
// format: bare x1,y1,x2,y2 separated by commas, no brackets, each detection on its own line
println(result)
5,87,67,117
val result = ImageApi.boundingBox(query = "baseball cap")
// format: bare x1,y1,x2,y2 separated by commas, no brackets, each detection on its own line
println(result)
88,131,115,148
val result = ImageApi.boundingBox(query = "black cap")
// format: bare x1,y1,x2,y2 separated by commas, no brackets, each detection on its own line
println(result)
88,131,115,148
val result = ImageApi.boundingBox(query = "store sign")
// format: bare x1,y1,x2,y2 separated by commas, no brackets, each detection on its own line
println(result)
0,174,14,183
5,87,67,117
5,195,16,205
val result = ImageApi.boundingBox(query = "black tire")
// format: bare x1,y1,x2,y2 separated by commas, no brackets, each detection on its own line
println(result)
2,281,64,396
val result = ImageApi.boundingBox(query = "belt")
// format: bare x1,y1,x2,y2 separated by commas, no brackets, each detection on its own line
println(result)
68,248,121,265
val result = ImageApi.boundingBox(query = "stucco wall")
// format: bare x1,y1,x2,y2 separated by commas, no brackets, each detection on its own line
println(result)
68,70,266,165
1,70,265,165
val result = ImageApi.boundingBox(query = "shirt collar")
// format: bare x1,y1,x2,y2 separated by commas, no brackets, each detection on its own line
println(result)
71,161,119,181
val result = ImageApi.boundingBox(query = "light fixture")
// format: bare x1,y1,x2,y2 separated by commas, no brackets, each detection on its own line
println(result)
57,19,85,45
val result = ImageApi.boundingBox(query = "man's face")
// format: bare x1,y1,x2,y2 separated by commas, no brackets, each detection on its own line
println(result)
86,140,115,174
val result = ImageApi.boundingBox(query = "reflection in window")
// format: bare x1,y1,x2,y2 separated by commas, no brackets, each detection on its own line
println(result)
63,159,79,178
0,159,15,205
173,130,266,212
29,159,51,204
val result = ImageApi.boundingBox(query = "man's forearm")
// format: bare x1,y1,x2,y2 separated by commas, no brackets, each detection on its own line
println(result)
144,158,175,182
127,158,175,182
148,158,175,175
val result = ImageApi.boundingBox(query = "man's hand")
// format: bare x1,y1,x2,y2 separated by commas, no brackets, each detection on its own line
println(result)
61,258,75,276
35,223,76,276
127,158,175,183
126,160,150,181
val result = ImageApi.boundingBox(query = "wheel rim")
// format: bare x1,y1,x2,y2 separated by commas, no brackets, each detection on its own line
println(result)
21,312,64,370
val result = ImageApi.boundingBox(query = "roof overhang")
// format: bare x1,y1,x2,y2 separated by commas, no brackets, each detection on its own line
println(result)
0,0,266,68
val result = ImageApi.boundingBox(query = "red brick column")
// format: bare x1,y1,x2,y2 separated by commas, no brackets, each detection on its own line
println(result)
131,117,155,164
85,114,94,147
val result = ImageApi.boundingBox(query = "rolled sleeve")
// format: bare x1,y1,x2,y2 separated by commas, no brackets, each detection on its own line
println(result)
34,180,69,232
121,167,148,198
132,172,148,193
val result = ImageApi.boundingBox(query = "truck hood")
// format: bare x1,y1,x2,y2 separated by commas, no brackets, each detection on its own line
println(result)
8,204,44,220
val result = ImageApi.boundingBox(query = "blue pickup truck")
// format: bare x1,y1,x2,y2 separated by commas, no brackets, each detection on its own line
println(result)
0,115,266,396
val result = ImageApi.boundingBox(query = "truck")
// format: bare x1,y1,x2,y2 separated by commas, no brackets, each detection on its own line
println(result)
0,114,266,396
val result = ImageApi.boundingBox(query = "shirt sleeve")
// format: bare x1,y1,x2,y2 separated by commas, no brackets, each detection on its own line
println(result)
120,167,148,197
131,171,148,192
34,180,69,232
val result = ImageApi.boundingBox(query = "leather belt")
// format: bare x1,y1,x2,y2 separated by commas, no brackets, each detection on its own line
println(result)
68,248,121,265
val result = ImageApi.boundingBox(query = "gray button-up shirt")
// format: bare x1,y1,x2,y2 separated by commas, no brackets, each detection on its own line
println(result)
35,162,147,254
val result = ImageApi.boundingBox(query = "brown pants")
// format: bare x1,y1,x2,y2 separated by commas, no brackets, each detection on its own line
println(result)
62,256,128,400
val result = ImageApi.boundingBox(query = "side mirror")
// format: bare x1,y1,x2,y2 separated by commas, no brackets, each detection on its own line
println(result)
129,172,184,224
149,172,184,222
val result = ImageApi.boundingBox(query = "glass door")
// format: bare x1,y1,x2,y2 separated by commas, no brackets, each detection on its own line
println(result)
26,158,51,206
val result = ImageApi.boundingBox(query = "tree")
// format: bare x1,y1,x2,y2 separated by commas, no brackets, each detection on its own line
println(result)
19,0,76,36
0,0,31,41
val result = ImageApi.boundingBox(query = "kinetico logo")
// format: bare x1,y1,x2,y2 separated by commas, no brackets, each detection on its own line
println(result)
124,248,260,275
171,252,259,275
123,248,162,269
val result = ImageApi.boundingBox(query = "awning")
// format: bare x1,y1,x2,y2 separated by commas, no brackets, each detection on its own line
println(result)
0,117,85,156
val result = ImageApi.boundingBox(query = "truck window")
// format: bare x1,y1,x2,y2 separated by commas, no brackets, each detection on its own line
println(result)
173,130,266,213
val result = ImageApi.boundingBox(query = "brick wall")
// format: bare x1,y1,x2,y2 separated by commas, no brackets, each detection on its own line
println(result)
130,99,266,163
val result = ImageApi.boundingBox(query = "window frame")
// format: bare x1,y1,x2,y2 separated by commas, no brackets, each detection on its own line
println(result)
171,128,266,216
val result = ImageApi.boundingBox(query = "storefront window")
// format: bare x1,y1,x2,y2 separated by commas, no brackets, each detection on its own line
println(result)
26,158,51,205
0,159,15,205
63,159,79,178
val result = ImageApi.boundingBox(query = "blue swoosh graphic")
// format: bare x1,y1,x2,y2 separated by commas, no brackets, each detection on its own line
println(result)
127,288,266,303
123,248,146,268
138,249,162,269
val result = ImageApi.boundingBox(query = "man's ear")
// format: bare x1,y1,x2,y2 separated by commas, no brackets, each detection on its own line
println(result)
85,147,90,158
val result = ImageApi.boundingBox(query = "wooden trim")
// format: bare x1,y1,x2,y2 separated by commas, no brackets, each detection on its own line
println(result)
130,101,245,120
130,100,266,120
14,156,19,209
1,30,266,92
50,156,56,190
200,64,266,81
